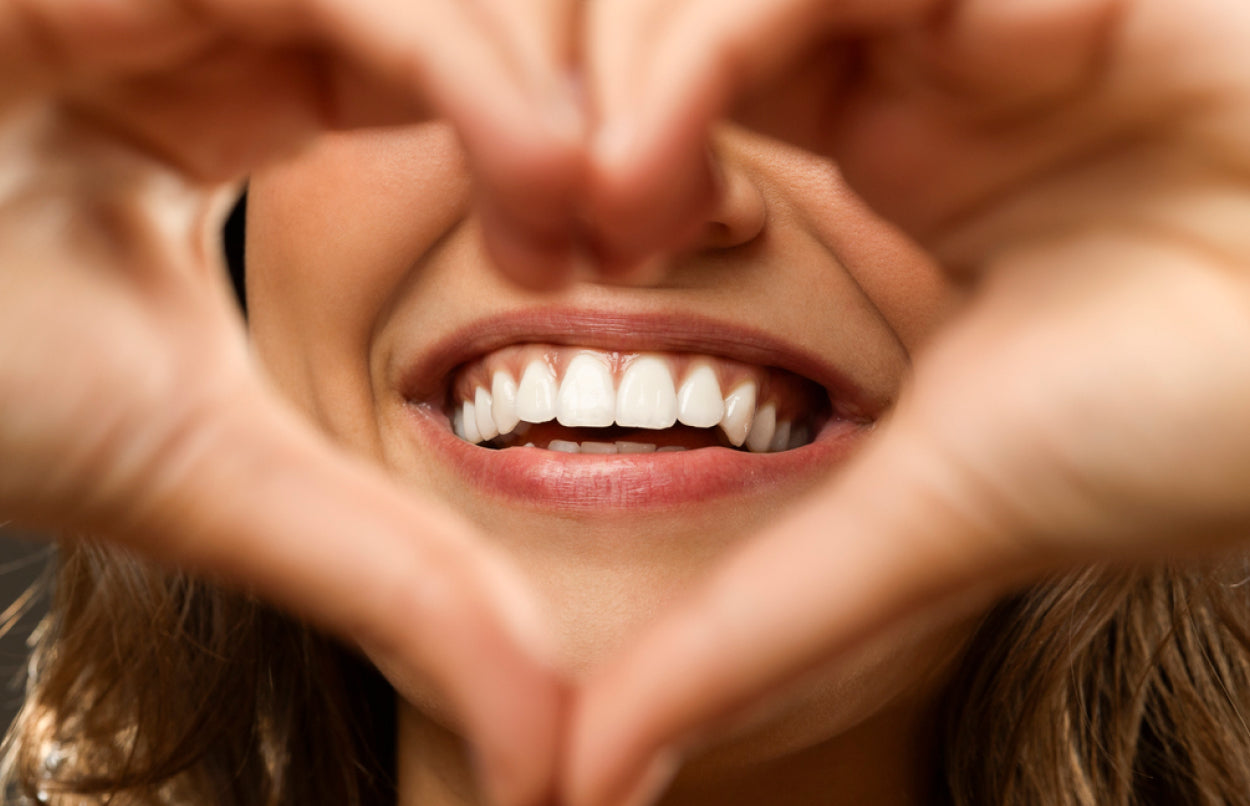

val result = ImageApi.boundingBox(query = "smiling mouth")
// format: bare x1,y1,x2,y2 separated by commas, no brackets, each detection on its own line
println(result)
397,310,879,508
445,343,833,455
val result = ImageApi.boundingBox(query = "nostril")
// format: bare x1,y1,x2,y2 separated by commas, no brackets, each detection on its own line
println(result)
700,221,735,246
691,158,768,252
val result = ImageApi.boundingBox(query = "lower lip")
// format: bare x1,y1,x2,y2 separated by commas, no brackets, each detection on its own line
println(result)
407,405,870,511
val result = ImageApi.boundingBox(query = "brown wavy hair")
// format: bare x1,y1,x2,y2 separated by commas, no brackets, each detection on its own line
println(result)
1,542,395,805
4,544,1250,805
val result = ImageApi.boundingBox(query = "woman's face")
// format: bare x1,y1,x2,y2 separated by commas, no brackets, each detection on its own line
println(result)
247,123,967,787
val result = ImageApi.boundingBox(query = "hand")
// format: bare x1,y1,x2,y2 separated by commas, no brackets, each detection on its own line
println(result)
0,2,581,803
569,2,1250,804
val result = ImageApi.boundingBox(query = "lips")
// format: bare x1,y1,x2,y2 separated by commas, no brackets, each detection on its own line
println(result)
396,309,880,510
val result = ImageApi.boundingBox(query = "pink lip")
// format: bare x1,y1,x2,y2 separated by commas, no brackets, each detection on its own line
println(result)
409,406,868,511
395,308,881,510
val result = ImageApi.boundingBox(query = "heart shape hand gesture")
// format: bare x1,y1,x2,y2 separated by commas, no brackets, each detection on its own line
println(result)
3,1,1250,805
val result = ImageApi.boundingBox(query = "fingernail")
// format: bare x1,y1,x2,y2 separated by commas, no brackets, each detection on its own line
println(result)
618,749,681,806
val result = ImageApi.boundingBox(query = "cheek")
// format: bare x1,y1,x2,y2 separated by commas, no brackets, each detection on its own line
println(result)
244,125,470,445
815,189,963,350
745,137,960,350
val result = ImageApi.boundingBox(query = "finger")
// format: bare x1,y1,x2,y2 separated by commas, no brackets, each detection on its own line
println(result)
8,0,587,285
0,118,564,806
0,0,211,100
585,0,1124,267
113,384,565,806
564,411,1026,806
585,0,933,266
256,0,587,288
454,0,588,289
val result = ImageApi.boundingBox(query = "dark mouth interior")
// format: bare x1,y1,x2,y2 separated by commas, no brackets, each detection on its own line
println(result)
485,423,742,450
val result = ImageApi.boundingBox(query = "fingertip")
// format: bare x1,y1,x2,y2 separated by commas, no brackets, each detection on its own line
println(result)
564,718,680,806
463,91,588,291
478,668,570,806
617,750,682,806
586,122,719,270
591,120,638,180
474,547,561,672
479,201,579,291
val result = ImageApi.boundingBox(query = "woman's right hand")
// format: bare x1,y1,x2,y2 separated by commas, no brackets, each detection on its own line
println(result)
0,3,577,804
568,3,1250,805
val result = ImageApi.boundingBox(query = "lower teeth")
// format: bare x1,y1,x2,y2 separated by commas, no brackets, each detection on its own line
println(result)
537,440,680,454
451,410,820,454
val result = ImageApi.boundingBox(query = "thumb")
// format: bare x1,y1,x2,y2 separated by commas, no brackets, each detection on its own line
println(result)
564,402,1028,806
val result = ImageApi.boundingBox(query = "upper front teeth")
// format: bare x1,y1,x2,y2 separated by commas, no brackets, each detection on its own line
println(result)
452,350,818,453
616,356,678,429
557,353,616,427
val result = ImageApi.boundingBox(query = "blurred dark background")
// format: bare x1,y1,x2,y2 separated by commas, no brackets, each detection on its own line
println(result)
0,530,52,739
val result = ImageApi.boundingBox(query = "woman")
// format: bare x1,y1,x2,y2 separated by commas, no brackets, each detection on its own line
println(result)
3,1,1250,805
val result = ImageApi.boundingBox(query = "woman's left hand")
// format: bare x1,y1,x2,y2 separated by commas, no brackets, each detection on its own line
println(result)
566,2,1250,804
0,4,582,804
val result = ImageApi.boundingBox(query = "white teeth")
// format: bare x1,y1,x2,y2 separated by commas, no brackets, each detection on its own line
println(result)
455,352,814,453
462,400,482,444
474,387,498,441
657,445,686,453
677,363,724,428
491,370,519,434
745,403,776,453
616,355,678,429
769,420,791,453
556,353,616,427
516,359,557,423
719,381,757,447
616,441,658,454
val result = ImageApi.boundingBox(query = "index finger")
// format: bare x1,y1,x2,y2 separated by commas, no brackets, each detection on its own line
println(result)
2,0,587,286
584,0,1119,267
584,0,935,267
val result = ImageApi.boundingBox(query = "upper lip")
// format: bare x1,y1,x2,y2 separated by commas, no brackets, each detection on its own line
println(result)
396,307,885,420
